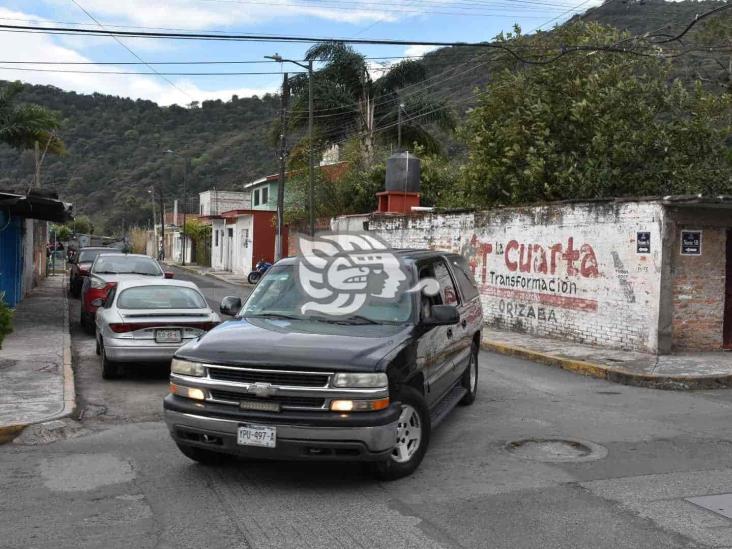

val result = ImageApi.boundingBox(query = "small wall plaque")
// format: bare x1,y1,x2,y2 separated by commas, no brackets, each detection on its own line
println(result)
637,231,651,254
680,230,702,255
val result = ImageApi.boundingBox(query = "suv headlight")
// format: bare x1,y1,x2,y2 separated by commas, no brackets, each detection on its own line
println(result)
171,358,205,377
332,372,388,388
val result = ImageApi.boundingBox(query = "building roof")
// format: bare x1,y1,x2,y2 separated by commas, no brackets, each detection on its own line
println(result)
219,209,277,218
0,190,72,223
244,161,350,190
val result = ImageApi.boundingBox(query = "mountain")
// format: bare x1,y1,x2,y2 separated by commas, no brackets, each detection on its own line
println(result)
0,86,281,231
0,0,728,233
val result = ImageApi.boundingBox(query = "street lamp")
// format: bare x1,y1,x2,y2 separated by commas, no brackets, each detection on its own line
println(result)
266,53,315,238
164,149,189,266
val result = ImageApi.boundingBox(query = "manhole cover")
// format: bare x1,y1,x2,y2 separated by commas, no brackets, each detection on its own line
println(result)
505,438,608,463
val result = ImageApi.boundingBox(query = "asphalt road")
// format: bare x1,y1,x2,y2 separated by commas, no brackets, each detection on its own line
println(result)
5,276,732,547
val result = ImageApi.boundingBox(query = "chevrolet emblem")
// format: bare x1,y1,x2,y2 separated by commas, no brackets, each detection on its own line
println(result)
248,382,276,398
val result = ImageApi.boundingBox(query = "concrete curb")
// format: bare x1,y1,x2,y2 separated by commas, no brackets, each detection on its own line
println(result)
481,339,732,391
0,276,76,444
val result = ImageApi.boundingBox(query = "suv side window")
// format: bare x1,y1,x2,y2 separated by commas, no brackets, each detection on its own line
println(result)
433,259,460,306
450,255,480,301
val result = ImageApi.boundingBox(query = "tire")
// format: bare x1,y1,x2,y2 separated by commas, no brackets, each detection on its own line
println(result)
459,342,479,406
247,271,261,285
95,332,101,356
100,341,123,379
372,386,430,481
176,443,228,465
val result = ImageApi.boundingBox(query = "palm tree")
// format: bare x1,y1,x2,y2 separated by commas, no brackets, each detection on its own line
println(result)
0,81,64,154
287,42,454,162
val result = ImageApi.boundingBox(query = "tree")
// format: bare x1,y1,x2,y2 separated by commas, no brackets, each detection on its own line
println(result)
71,215,94,235
461,23,732,207
287,42,454,163
0,81,64,154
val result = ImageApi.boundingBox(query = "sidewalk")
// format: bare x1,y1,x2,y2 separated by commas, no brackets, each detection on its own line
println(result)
482,328,732,390
168,263,254,287
0,275,74,442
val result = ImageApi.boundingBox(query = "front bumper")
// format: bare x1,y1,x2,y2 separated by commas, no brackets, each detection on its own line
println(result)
164,395,400,461
104,338,185,362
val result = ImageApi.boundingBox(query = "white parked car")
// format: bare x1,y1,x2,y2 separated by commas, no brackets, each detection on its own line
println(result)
95,279,221,379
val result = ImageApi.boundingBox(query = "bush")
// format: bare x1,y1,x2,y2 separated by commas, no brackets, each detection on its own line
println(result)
0,293,13,349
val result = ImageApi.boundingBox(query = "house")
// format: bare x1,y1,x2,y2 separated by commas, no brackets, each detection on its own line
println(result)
0,190,72,307
208,209,287,274
198,190,251,215
243,161,351,213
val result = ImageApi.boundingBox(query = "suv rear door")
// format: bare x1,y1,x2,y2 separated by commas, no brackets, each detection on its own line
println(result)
445,253,482,378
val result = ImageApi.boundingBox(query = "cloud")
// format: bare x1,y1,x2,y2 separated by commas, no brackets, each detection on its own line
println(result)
44,0,395,27
0,7,277,105
404,45,439,58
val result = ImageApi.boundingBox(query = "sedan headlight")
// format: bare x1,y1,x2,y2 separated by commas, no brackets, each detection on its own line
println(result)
332,372,388,388
171,358,205,377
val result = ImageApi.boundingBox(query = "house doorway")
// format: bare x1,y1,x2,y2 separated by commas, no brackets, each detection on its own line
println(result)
724,229,732,349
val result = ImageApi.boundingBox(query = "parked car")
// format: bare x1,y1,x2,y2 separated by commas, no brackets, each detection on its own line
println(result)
69,247,121,297
164,250,483,480
80,253,172,333
95,279,220,379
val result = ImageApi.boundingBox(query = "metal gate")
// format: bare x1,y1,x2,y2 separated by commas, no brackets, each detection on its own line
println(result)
0,215,24,307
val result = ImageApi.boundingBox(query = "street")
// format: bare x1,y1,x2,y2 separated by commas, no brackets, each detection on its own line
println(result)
5,269,732,548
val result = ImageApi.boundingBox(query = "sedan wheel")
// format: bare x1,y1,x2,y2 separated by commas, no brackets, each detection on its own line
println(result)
460,342,479,406
100,342,122,379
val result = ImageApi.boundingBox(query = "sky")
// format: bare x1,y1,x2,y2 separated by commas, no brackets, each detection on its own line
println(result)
0,0,600,106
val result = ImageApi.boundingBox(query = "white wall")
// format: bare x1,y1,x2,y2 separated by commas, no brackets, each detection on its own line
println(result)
199,190,252,215
335,201,665,353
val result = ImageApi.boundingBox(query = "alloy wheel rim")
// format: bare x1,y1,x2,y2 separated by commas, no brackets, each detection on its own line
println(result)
391,404,422,463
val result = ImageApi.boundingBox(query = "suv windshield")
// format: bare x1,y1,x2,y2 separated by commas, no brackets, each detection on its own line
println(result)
241,265,413,324
92,256,162,276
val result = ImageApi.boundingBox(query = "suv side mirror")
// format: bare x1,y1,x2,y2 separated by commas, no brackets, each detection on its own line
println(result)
220,296,242,316
422,304,459,326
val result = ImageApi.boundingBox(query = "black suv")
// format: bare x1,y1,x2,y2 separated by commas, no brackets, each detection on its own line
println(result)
163,249,483,479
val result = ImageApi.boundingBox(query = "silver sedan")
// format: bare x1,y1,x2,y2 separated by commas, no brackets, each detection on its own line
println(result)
94,279,221,379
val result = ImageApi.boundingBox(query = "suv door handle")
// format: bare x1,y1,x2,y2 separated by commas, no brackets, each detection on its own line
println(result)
447,328,453,339
461,319,467,328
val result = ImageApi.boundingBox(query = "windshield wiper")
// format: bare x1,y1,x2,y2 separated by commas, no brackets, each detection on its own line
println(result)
94,271,118,274
311,315,381,325
245,313,302,320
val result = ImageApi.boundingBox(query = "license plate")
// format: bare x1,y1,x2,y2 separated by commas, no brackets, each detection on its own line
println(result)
237,424,276,448
155,329,181,343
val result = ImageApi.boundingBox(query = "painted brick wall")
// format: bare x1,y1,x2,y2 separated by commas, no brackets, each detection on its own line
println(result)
337,202,665,352
671,226,726,351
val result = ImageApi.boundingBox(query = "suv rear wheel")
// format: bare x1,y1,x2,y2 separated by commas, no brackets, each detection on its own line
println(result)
372,386,430,481
459,342,478,406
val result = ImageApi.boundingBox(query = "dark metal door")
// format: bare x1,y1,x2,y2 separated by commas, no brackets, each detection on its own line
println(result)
0,216,24,307
724,230,732,349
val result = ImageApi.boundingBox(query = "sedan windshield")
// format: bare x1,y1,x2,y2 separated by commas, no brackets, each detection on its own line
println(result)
93,256,162,276
79,249,118,263
241,265,413,324
117,286,207,309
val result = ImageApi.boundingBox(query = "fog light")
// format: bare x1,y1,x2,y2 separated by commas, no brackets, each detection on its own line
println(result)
330,398,389,412
170,383,205,401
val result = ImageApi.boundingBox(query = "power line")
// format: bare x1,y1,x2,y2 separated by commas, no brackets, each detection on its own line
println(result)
651,3,732,44
0,66,307,75
68,0,193,101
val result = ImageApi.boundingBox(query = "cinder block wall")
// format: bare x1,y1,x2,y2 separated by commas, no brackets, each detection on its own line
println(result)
343,201,666,353
671,226,726,351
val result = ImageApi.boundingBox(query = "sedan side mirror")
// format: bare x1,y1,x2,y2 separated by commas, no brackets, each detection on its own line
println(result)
422,304,459,327
220,296,242,316
164,271,174,279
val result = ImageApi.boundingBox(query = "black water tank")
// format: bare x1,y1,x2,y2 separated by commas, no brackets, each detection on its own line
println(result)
385,152,421,193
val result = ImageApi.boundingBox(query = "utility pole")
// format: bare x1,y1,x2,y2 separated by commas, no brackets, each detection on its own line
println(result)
149,188,158,257
159,191,166,261
307,59,314,237
265,54,315,237
182,158,189,266
397,103,405,151
275,72,289,261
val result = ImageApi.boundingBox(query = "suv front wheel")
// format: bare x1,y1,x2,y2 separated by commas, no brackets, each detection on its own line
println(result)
372,386,430,481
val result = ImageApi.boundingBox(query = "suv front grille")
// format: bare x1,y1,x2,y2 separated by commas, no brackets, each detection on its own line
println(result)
208,367,329,387
209,389,326,409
